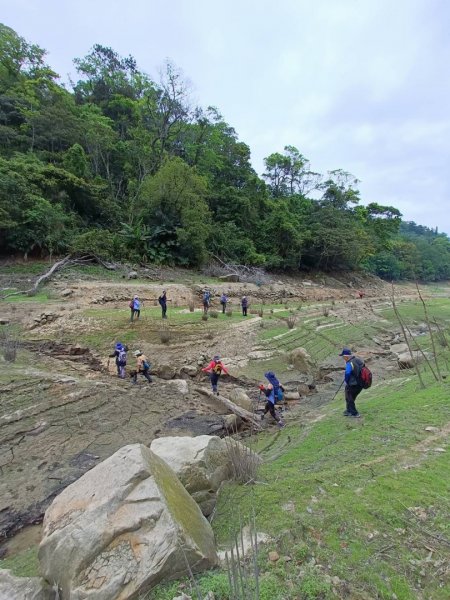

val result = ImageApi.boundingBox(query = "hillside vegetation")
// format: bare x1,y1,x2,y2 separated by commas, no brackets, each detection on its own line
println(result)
1,23,450,280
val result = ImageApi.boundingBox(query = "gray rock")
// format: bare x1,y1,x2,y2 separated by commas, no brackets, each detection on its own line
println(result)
229,388,253,411
0,569,55,600
39,444,217,599
151,436,259,516
288,348,315,373
127,271,138,279
60,289,73,297
390,342,408,355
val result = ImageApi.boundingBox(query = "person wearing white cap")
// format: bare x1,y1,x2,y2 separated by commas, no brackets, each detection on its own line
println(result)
131,350,152,384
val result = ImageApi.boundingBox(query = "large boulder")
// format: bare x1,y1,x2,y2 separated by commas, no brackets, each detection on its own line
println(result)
0,569,55,600
288,347,315,373
397,350,432,369
229,388,253,411
150,436,259,516
39,444,217,600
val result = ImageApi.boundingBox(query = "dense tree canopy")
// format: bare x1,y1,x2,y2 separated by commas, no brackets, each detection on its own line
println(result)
0,23,449,279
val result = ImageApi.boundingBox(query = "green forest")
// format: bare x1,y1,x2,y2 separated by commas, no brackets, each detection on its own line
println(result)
1,23,449,281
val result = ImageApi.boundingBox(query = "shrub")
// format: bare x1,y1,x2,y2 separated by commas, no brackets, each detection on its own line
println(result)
159,326,170,344
287,315,296,329
226,309,233,317
201,313,208,321
323,307,330,317
258,308,264,317
210,310,218,318
224,438,261,484
0,327,18,362
188,299,195,312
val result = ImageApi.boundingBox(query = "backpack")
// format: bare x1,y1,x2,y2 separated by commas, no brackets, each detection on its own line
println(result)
129,299,134,309
118,349,127,365
142,360,150,370
213,361,223,374
359,365,372,389
352,360,372,389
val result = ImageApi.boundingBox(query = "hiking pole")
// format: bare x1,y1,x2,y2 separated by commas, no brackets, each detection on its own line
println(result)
332,379,345,401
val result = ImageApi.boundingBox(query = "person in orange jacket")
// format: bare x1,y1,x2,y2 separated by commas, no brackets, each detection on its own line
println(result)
202,355,229,395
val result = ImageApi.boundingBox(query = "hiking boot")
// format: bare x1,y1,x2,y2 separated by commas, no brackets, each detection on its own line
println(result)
343,411,351,416
278,421,286,428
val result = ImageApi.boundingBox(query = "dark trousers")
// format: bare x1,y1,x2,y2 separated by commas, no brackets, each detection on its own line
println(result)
242,306,247,316
131,368,152,384
161,305,167,319
263,401,280,422
345,385,362,415
210,372,220,392
203,302,209,314
221,302,226,313
131,309,140,322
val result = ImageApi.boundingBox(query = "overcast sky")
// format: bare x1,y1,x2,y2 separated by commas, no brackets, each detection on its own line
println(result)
3,0,450,233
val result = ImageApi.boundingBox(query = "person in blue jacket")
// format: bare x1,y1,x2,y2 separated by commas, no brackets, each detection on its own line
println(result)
340,347,364,418
259,383,285,428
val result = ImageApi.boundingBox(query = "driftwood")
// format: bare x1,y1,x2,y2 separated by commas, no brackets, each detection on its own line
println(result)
0,255,119,300
194,385,262,431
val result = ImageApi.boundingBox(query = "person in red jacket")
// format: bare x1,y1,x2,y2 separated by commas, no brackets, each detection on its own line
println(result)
202,355,229,395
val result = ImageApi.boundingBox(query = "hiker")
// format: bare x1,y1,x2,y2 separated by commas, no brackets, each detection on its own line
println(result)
131,350,152,384
264,371,285,404
259,383,285,428
129,295,141,322
108,342,127,378
340,347,364,418
202,289,211,314
202,355,229,395
241,295,248,317
158,290,167,319
220,292,228,314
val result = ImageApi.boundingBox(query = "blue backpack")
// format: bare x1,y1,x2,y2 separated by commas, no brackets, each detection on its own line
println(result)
265,371,283,403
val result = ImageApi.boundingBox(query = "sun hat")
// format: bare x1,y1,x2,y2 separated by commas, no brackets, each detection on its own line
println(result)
339,347,352,356
133,350,142,357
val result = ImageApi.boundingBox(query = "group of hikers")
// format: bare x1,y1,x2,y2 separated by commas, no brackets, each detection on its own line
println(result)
128,289,251,320
108,343,152,384
203,290,249,316
121,289,371,425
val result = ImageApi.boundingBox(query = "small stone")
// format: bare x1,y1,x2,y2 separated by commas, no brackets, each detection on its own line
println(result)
268,551,280,562
433,447,446,453
424,426,439,432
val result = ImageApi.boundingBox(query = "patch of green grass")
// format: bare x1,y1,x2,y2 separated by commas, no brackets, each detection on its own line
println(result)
209,372,450,599
0,261,51,275
0,291,55,303
0,546,39,577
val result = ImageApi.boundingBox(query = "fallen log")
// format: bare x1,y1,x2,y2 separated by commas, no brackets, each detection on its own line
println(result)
194,385,262,431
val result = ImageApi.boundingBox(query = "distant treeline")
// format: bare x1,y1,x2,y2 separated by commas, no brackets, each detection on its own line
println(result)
1,24,449,281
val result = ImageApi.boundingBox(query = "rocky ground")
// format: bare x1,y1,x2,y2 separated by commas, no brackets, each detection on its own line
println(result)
0,262,442,561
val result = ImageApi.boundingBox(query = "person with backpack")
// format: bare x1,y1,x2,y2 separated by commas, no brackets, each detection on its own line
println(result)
264,371,285,404
108,342,127,378
220,293,228,314
129,295,141,322
202,290,211,314
241,296,248,317
259,383,285,428
202,355,229,395
158,290,168,319
131,350,152,384
339,347,372,418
